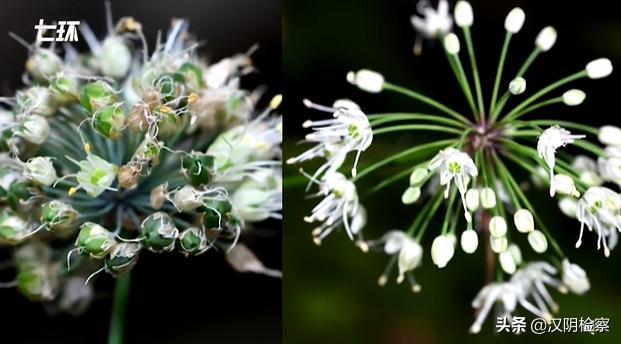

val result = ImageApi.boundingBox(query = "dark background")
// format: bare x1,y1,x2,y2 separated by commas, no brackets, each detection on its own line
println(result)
284,0,621,343
0,0,281,343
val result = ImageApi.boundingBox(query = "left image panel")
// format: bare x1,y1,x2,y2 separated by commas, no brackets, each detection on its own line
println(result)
0,1,282,343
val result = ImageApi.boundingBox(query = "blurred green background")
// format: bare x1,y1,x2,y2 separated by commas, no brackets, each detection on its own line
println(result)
283,0,621,343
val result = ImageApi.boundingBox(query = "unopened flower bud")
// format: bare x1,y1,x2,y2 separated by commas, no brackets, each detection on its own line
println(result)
558,197,578,218
174,185,204,212
489,216,507,238
598,125,621,146
100,36,132,79
499,250,516,274
562,89,586,106
586,58,613,79
552,174,580,197
19,115,50,145
480,187,496,209
202,198,235,231
460,229,478,254
431,234,455,268
504,7,525,33
513,209,534,233
508,244,522,265
92,105,126,139
18,86,57,117
50,74,80,104
346,69,385,93
0,210,30,245
41,200,79,233
490,235,508,253
76,222,116,259
397,238,423,282
509,77,526,95
182,153,216,186
454,1,474,28
179,226,209,256
535,26,557,51
24,156,57,186
16,264,58,301
140,212,179,252
105,243,141,276
528,230,548,253
409,167,428,186
562,259,590,295
443,33,461,54
25,49,62,82
465,188,480,211
80,81,118,113
401,186,421,204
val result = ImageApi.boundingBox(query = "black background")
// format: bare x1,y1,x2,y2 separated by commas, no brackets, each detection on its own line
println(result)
0,0,281,343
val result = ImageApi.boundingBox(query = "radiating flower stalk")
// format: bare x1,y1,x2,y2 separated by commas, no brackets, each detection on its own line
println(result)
289,0,614,334
0,3,281,342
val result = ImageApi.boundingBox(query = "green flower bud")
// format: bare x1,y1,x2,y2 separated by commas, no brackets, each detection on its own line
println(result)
80,81,118,113
25,49,63,82
0,210,30,245
50,74,80,104
105,243,141,276
17,264,58,301
6,180,36,212
75,222,117,259
202,198,234,231
182,153,215,186
19,114,50,145
41,200,79,233
140,212,179,252
178,226,209,256
92,105,126,139
18,86,57,117
179,62,205,90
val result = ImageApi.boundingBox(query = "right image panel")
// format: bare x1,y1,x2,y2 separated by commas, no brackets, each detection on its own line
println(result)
284,0,621,342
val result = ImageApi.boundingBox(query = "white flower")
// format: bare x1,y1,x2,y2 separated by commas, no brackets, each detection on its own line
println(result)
585,58,613,79
231,169,282,222
289,99,372,178
598,156,621,186
410,0,452,39
561,259,590,295
19,115,50,145
306,172,363,243
562,89,586,106
514,209,534,233
346,70,384,93
24,157,57,186
443,33,460,54
469,282,519,333
431,234,455,268
397,237,423,288
535,26,557,52
504,7,525,33
428,148,478,222
454,1,473,28
575,186,621,257
367,230,423,291
598,125,621,146
509,77,526,95
537,126,585,196
69,154,119,197
510,262,563,318
460,229,478,254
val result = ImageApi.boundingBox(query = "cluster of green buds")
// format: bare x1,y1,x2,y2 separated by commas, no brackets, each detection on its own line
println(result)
0,4,281,311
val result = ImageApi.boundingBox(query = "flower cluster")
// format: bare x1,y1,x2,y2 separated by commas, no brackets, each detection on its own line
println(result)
289,0,614,333
0,5,281,310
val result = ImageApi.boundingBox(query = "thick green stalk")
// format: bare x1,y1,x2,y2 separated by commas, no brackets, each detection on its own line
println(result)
108,273,132,344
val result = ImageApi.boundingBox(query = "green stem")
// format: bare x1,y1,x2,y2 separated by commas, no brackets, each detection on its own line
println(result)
108,273,131,344
372,124,462,136
444,46,477,116
527,120,599,136
462,27,485,119
508,97,563,120
490,32,512,116
383,82,471,125
368,113,465,128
